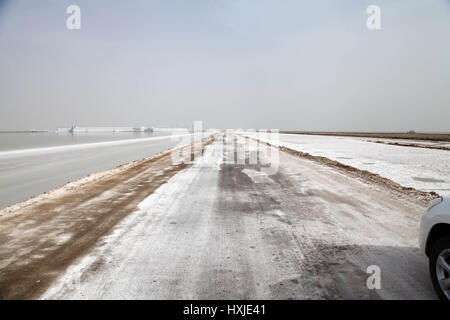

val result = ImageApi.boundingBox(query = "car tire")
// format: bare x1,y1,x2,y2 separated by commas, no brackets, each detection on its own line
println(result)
430,236,450,300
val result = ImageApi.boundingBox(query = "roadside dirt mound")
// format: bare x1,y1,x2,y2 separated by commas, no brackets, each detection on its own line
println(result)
280,131,450,142
368,140,450,151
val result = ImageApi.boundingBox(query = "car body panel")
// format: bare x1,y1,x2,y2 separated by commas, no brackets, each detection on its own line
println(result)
419,197,450,253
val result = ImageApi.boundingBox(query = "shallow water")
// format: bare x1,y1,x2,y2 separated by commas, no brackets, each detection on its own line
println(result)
0,131,205,209
0,131,168,152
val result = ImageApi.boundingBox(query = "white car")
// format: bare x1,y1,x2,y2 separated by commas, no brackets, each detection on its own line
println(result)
420,197,450,300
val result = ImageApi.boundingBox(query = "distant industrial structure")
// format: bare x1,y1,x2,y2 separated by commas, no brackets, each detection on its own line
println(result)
56,125,153,134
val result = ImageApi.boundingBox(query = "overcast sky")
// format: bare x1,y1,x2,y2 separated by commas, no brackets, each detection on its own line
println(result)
0,0,449,131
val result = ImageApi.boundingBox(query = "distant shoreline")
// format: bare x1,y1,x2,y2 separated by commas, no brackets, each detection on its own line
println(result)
0,130,49,133
2,130,450,143
280,131,450,142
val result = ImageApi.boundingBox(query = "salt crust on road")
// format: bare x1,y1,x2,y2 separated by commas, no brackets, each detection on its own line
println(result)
41,134,436,299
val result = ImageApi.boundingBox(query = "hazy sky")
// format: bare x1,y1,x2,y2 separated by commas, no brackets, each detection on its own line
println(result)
1,0,449,131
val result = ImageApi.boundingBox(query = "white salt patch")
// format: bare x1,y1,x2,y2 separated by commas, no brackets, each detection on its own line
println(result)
242,168,273,184
53,233,72,245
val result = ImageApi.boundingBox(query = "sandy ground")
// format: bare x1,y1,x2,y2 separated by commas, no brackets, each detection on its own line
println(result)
16,133,435,300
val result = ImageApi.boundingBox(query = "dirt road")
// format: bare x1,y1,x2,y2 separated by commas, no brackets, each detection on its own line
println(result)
0,133,437,299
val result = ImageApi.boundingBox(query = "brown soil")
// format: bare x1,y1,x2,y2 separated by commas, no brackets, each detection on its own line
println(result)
280,131,450,142
368,140,450,151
